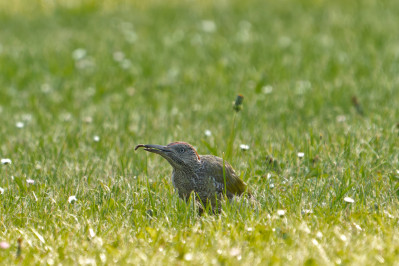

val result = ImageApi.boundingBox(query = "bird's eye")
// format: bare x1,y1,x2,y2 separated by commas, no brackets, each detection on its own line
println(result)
179,148,185,153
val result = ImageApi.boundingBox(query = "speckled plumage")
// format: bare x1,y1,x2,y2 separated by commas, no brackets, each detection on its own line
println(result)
135,142,248,209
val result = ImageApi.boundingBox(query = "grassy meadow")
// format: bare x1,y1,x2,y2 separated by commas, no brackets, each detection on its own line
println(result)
1,0,399,264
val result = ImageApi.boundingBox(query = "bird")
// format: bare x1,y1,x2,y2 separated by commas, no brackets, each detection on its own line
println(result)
135,142,249,211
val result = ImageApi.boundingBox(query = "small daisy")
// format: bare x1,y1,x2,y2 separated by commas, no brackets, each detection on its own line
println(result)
383,210,394,219
277,209,286,216
41,84,52,93
93,136,100,142
72,48,87,60
68,195,77,203
113,51,125,62
240,144,250,151
336,115,346,123
262,85,273,94
344,197,354,203
184,253,193,261
201,20,216,33
0,241,10,249
230,247,241,257
16,122,24,128
297,152,305,158
1,158,12,165
204,130,212,137
120,59,131,69
353,223,362,231
301,209,313,215
83,116,93,123
89,228,96,238
26,179,35,184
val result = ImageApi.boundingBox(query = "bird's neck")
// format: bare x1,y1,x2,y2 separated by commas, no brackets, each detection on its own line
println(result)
173,166,196,175
172,160,202,173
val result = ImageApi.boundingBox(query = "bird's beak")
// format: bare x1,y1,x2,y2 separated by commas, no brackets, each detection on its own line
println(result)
135,144,171,155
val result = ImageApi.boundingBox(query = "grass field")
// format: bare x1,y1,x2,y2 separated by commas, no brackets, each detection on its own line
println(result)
1,0,399,264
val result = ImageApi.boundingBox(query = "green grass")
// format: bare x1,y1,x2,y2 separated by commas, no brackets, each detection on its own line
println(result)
1,0,399,264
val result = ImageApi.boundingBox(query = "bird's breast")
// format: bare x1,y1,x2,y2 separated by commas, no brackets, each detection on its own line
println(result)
171,170,198,197
171,171,176,188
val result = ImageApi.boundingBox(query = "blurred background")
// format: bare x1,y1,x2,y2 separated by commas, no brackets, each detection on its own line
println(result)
1,0,399,182
2,0,399,180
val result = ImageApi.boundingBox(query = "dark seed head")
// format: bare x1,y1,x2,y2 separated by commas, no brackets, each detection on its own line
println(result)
233,94,244,112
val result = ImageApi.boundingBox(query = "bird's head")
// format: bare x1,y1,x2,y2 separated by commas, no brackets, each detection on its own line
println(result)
135,142,201,170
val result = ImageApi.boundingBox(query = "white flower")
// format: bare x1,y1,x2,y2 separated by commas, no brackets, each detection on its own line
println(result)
26,179,35,184
78,257,96,265
340,234,347,242
68,195,77,203
201,20,216,33
83,116,93,123
0,241,10,249
1,158,12,165
113,51,125,62
277,209,286,216
336,115,346,123
0,187,4,194
353,223,362,231
120,59,131,69
344,197,354,203
41,84,52,93
383,210,394,219
93,136,100,142
89,228,96,238
230,248,241,257
184,253,193,261
230,247,241,257
262,85,273,94
297,152,305,158
278,36,292,48
72,48,87,60
240,144,250,151
100,253,106,263
301,209,313,215
204,130,212,137
396,170,399,175
16,122,24,128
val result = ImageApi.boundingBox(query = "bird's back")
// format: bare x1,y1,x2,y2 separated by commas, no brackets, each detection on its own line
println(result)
199,155,247,197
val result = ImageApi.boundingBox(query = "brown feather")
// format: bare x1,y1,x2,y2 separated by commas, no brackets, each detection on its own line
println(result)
200,155,247,195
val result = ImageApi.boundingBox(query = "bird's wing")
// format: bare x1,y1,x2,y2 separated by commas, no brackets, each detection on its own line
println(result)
201,155,247,195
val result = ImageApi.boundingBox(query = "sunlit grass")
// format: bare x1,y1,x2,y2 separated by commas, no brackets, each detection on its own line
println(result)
1,0,399,264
